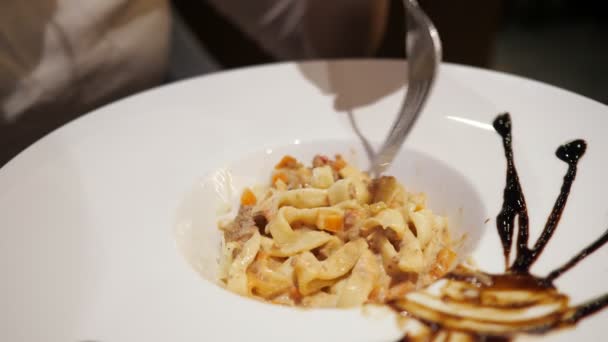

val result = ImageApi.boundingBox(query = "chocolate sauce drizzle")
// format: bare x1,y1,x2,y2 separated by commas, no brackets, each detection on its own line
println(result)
494,113,607,276
495,113,590,273
394,113,608,341
545,229,608,282
493,113,530,270
493,112,608,322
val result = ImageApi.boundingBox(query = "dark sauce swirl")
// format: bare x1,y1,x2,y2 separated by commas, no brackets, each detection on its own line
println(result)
493,113,529,270
510,139,586,271
393,113,608,342
488,114,607,331
510,138,587,271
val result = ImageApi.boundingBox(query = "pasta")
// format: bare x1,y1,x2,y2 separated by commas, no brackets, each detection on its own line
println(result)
218,154,456,308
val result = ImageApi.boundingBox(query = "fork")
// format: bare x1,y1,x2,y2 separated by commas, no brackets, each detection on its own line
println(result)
369,0,442,177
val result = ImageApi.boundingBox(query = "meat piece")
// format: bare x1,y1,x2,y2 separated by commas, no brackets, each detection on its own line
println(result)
253,213,269,236
343,209,360,230
370,176,405,206
312,155,344,180
343,209,364,241
312,155,330,168
222,206,257,242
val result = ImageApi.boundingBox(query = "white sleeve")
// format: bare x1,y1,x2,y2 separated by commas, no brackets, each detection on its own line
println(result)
206,0,389,60
0,0,170,122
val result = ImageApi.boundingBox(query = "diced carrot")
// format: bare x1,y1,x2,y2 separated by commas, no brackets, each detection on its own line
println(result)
430,247,457,279
323,214,344,233
332,155,347,171
275,155,298,169
272,172,289,185
240,188,257,206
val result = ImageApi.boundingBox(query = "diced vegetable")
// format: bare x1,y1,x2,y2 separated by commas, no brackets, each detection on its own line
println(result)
275,155,298,169
240,188,257,206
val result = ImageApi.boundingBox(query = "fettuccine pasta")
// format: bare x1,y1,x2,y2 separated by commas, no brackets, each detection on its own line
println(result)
218,154,456,308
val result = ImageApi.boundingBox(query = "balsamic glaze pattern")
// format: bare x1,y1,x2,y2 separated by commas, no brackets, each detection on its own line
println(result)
394,113,607,341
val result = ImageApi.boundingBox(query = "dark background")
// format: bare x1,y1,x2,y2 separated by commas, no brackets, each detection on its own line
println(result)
1,0,607,166
172,0,607,102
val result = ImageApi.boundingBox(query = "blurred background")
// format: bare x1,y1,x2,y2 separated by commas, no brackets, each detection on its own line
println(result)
171,0,607,101
1,0,607,166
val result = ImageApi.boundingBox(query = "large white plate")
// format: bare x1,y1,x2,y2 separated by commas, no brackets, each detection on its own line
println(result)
1,60,606,342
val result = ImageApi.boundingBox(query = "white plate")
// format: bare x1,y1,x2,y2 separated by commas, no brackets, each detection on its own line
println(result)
1,60,606,342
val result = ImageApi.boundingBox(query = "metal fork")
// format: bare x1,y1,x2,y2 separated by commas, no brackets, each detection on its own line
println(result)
369,0,442,176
